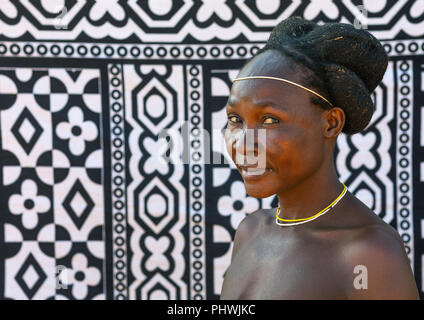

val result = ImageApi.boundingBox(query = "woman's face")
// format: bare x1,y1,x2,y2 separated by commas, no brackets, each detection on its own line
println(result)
224,50,328,198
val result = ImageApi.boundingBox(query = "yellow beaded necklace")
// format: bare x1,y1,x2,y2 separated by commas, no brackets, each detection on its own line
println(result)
275,182,347,227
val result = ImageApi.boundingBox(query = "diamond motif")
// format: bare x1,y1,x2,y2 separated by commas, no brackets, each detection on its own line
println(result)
11,107,43,154
15,254,47,299
63,179,95,229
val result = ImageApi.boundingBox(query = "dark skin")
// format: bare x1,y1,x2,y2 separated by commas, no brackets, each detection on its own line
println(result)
220,50,419,300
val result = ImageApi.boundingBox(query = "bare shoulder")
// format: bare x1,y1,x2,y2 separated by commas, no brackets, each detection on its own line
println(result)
230,209,270,260
341,221,419,299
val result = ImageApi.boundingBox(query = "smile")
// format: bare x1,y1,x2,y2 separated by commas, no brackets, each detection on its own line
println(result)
240,167,273,180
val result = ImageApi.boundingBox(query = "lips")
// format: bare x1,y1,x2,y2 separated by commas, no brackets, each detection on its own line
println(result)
238,165,273,180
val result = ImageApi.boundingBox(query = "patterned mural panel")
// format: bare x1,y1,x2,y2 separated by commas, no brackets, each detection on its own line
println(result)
0,1,424,300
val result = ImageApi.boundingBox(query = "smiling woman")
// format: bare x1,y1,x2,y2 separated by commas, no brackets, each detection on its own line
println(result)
220,16,419,300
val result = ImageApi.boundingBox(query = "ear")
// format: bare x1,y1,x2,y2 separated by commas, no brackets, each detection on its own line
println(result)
322,107,345,139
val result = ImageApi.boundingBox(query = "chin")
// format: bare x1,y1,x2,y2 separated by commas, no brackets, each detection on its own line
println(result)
244,183,276,199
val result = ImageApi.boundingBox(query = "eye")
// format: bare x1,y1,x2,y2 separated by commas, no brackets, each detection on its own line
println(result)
227,114,242,124
263,116,279,125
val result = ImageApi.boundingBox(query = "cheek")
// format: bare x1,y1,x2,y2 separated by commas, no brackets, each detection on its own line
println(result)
265,126,320,170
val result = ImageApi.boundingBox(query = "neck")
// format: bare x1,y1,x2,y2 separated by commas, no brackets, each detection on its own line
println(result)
276,162,344,221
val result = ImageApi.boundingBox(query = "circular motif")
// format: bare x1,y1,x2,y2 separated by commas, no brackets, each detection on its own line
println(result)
399,171,409,181
114,200,124,210
50,45,61,55
114,237,125,246
113,126,123,136
157,47,167,57
395,43,405,54
114,176,124,186
110,65,120,75
223,46,234,57
184,47,194,57
191,115,200,125
189,66,199,76
399,145,409,156
104,46,115,56
400,86,410,95
400,220,409,230
190,91,200,101
400,110,410,120
193,283,203,292
143,47,154,57
114,212,124,222
400,73,410,83
192,189,202,199
111,90,122,100
115,283,126,292
408,42,418,53
10,44,21,55
190,78,200,89
117,46,127,57
399,133,409,143
111,77,121,87
399,157,409,168
193,261,202,270
23,44,34,55
77,45,88,56
130,46,141,57
193,249,202,258
113,162,124,173
399,208,409,218
193,238,202,247
399,62,409,71
192,201,202,211
192,225,202,234
115,260,125,270
113,150,123,160
37,44,48,55
399,183,409,193
399,121,409,131
400,196,410,206
64,45,74,56
115,248,125,258
192,177,202,187
170,47,180,57
91,45,101,56
197,47,207,57
112,114,122,124
237,46,247,57
114,223,124,234
192,164,201,174
191,103,200,113
210,46,220,57
113,138,123,148
192,213,202,223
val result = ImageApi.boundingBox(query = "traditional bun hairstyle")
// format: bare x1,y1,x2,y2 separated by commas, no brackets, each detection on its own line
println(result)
257,16,388,135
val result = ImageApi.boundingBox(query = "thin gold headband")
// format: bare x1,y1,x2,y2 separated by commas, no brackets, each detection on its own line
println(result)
232,76,334,107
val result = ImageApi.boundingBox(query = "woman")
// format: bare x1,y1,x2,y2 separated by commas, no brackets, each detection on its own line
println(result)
220,16,419,299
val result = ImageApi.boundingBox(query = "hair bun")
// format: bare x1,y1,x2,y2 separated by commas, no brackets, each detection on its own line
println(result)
263,16,388,134
305,22,388,93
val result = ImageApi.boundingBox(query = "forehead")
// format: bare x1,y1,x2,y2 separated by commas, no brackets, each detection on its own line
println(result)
229,50,312,110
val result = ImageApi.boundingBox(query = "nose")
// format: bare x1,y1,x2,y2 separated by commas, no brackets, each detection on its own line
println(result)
230,127,266,167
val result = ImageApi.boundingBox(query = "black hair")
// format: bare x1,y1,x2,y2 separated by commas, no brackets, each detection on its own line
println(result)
255,16,388,135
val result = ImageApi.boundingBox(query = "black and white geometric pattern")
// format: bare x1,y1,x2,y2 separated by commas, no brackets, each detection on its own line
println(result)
0,1,423,300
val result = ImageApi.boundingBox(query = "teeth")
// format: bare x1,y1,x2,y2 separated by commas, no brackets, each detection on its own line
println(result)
242,168,269,176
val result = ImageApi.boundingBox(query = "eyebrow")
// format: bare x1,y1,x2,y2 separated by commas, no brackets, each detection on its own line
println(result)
227,99,288,111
